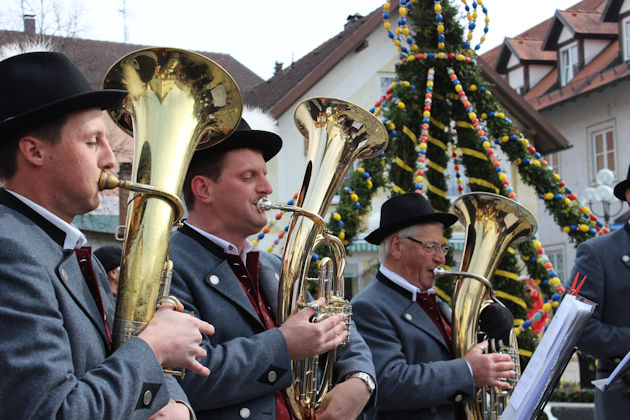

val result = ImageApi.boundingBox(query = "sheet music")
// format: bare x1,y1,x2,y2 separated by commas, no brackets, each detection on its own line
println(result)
500,294,595,420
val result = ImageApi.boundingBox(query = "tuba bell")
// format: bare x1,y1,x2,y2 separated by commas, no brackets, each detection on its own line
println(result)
258,97,388,419
434,192,537,420
99,47,242,351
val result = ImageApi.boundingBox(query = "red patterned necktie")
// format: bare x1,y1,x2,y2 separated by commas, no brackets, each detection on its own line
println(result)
224,252,295,420
416,291,451,348
75,246,112,350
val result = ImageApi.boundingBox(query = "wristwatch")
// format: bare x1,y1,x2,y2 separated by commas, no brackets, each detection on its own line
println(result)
346,371,376,395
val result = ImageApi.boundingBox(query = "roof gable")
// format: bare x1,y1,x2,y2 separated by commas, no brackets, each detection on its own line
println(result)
482,0,630,114
497,38,557,73
529,40,626,109
543,6,617,50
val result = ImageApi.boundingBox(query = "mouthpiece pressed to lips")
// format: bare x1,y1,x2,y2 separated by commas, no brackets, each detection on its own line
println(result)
257,197,271,212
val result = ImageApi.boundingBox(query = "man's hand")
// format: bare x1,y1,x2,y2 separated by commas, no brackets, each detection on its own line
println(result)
279,298,348,360
148,400,191,420
463,340,515,389
139,305,215,376
315,377,371,420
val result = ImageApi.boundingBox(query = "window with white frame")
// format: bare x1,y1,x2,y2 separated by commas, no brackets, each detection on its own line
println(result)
560,44,579,86
624,17,630,61
545,247,566,285
587,120,616,181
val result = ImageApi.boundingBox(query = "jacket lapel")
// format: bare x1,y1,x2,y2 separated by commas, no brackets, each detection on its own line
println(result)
259,264,280,320
400,300,451,351
205,260,263,328
56,251,109,344
376,272,451,351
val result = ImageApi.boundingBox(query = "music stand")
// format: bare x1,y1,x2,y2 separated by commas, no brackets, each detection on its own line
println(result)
592,350,630,392
500,293,596,420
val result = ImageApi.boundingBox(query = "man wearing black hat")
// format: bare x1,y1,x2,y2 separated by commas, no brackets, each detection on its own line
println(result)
0,45,214,419
570,164,630,420
94,245,122,296
351,192,515,419
168,113,376,419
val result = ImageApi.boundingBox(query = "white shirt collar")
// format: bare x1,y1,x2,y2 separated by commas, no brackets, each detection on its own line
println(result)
5,189,87,250
379,264,435,302
184,220,255,261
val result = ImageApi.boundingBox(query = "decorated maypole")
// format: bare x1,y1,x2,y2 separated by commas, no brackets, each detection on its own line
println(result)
256,0,608,366
368,0,607,363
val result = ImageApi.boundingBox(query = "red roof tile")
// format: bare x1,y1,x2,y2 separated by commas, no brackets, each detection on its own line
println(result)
557,10,617,35
507,38,556,62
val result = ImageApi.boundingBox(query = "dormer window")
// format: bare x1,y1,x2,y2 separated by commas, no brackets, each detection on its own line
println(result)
623,16,630,61
560,43,578,86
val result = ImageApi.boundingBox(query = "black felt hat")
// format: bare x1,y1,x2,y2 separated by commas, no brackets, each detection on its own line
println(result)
0,51,127,136
192,118,282,163
93,246,122,273
364,192,458,245
614,164,630,200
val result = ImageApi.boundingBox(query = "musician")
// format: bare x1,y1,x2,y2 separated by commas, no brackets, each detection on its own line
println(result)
169,116,377,419
351,192,515,419
94,245,122,296
0,45,214,419
571,164,630,420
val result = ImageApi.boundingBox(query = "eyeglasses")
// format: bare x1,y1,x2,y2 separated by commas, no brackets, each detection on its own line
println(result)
405,237,450,255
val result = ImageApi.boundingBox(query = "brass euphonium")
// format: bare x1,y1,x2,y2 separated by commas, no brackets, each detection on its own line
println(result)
434,192,537,420
99,47,242,351
258,97,387,419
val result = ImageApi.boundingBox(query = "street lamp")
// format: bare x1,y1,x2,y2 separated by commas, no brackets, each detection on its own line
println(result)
581,169,623,227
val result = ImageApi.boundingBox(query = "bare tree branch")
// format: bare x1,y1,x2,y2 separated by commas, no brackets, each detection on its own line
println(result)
0,0,85,38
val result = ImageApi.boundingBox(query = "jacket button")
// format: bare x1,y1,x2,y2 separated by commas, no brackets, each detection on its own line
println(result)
209,275,220,285
142,390,153,406
614,357,621,364
622,255,630,262
268,370,277,383
405,313,412,321
454,394,463,402
61,269,68,282
239,407,251,418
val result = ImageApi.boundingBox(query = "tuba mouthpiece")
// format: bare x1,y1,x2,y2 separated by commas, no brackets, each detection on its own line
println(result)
98,170,122,191
257,197,272,212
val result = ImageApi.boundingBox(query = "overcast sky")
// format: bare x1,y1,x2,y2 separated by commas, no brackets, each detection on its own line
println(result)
2,0,581,79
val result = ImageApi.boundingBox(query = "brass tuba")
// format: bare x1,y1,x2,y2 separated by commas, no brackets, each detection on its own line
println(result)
99,47,242,350
257,97,387,419
434,192,537,420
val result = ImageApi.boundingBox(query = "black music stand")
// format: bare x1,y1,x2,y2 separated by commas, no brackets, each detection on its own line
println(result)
592,350,630,395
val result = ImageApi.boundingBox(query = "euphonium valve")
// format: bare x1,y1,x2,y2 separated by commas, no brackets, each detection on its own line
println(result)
100,47,242,350
265,97,387,419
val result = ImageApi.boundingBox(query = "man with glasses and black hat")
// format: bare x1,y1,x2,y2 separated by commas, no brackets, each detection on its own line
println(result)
0,45,214,419
570,164,630,420
168,112,376,419
351,192,515,419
